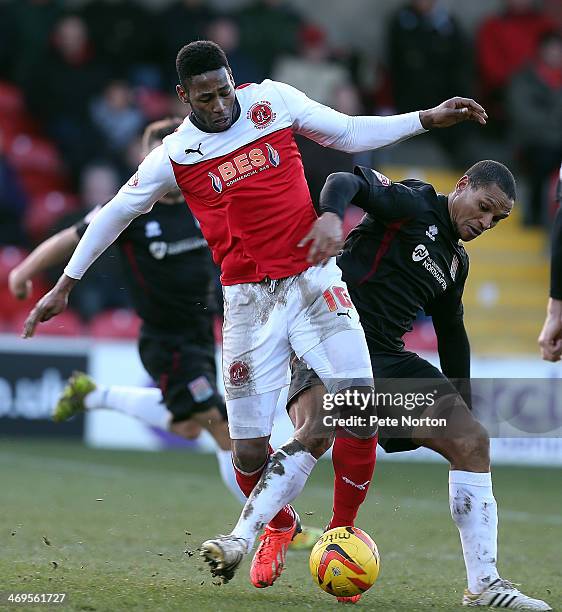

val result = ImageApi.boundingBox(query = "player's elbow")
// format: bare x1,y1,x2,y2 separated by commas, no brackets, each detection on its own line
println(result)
326,172,350,185
433,315,466,338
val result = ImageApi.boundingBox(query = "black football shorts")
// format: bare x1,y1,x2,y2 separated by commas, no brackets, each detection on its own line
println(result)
287,349,461,453
139,320,226,423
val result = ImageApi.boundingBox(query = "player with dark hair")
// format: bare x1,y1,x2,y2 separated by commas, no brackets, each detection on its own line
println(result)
288,161,551,609
22,39,488,588
10,119,245,503
538,162,562,362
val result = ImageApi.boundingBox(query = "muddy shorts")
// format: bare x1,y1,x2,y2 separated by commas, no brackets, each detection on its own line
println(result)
222,258,372,439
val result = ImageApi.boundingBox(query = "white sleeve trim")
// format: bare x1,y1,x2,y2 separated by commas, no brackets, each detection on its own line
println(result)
271,80,426,153
64,145,177,280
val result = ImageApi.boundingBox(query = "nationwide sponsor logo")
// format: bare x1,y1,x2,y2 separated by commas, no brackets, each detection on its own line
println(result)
372,169,391,186
412,244,429,262
426,225,438,241
450,254,459,281
229,361,250,387
145,220,162,238
127,172,139,187
149,241,167,260
247,100,276,129
412,244,447,290
149,237,208,259
209,143,280,191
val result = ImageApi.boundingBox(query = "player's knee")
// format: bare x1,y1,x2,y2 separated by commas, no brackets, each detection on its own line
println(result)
192,406,227,429
294,427,334,459
448,424,490,469
232,437,269,472
170,419,202,440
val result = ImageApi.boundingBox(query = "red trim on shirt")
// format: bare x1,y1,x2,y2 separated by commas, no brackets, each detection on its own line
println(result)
122,241,150,294
358,220,405,285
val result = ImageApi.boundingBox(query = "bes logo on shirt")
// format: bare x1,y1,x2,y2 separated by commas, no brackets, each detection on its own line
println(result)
208,143,281,192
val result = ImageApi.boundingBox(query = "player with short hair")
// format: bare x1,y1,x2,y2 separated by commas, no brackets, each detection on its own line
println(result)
288,160,551,609
22,40,488,587
10,118,246,503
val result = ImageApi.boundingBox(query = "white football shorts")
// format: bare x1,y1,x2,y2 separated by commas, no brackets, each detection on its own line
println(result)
222,258,373,439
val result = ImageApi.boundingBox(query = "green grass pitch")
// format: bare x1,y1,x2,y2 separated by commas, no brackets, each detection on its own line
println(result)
1,439,560,611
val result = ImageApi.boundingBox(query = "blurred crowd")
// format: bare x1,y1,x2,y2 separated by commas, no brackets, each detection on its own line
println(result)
0,0,561,326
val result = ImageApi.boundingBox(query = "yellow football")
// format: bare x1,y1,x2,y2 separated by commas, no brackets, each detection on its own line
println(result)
309,526,380,598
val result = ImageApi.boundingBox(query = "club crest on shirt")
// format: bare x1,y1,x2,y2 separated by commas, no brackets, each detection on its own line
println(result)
247,100,276,129
371,169,391,187
145,220,162,238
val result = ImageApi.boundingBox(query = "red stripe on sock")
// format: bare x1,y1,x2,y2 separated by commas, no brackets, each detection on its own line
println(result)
329,434,378,529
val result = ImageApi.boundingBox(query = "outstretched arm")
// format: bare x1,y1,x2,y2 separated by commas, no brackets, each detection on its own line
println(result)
22,145,177,338
273,80,487,153
9,227,80,300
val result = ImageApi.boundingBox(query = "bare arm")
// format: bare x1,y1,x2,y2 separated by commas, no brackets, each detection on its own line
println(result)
9,227,80,300
538,167,562,362
539,298,562,362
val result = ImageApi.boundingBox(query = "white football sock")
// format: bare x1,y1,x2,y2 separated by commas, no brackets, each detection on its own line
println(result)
231,439,317,550
216,448,246,504
449,470,500,594
84,386,171,430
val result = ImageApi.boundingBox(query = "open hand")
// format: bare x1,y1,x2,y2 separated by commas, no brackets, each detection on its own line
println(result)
22,288,69,338
298,213,343,266
420,97,488,129
538,302,562,362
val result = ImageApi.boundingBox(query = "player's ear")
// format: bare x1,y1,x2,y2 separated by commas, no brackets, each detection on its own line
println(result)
227,67,235,88
176,84,190,104
455,175,469,193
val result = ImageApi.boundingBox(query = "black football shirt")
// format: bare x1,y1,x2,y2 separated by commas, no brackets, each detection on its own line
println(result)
338,166,469,352
76,201,215,331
